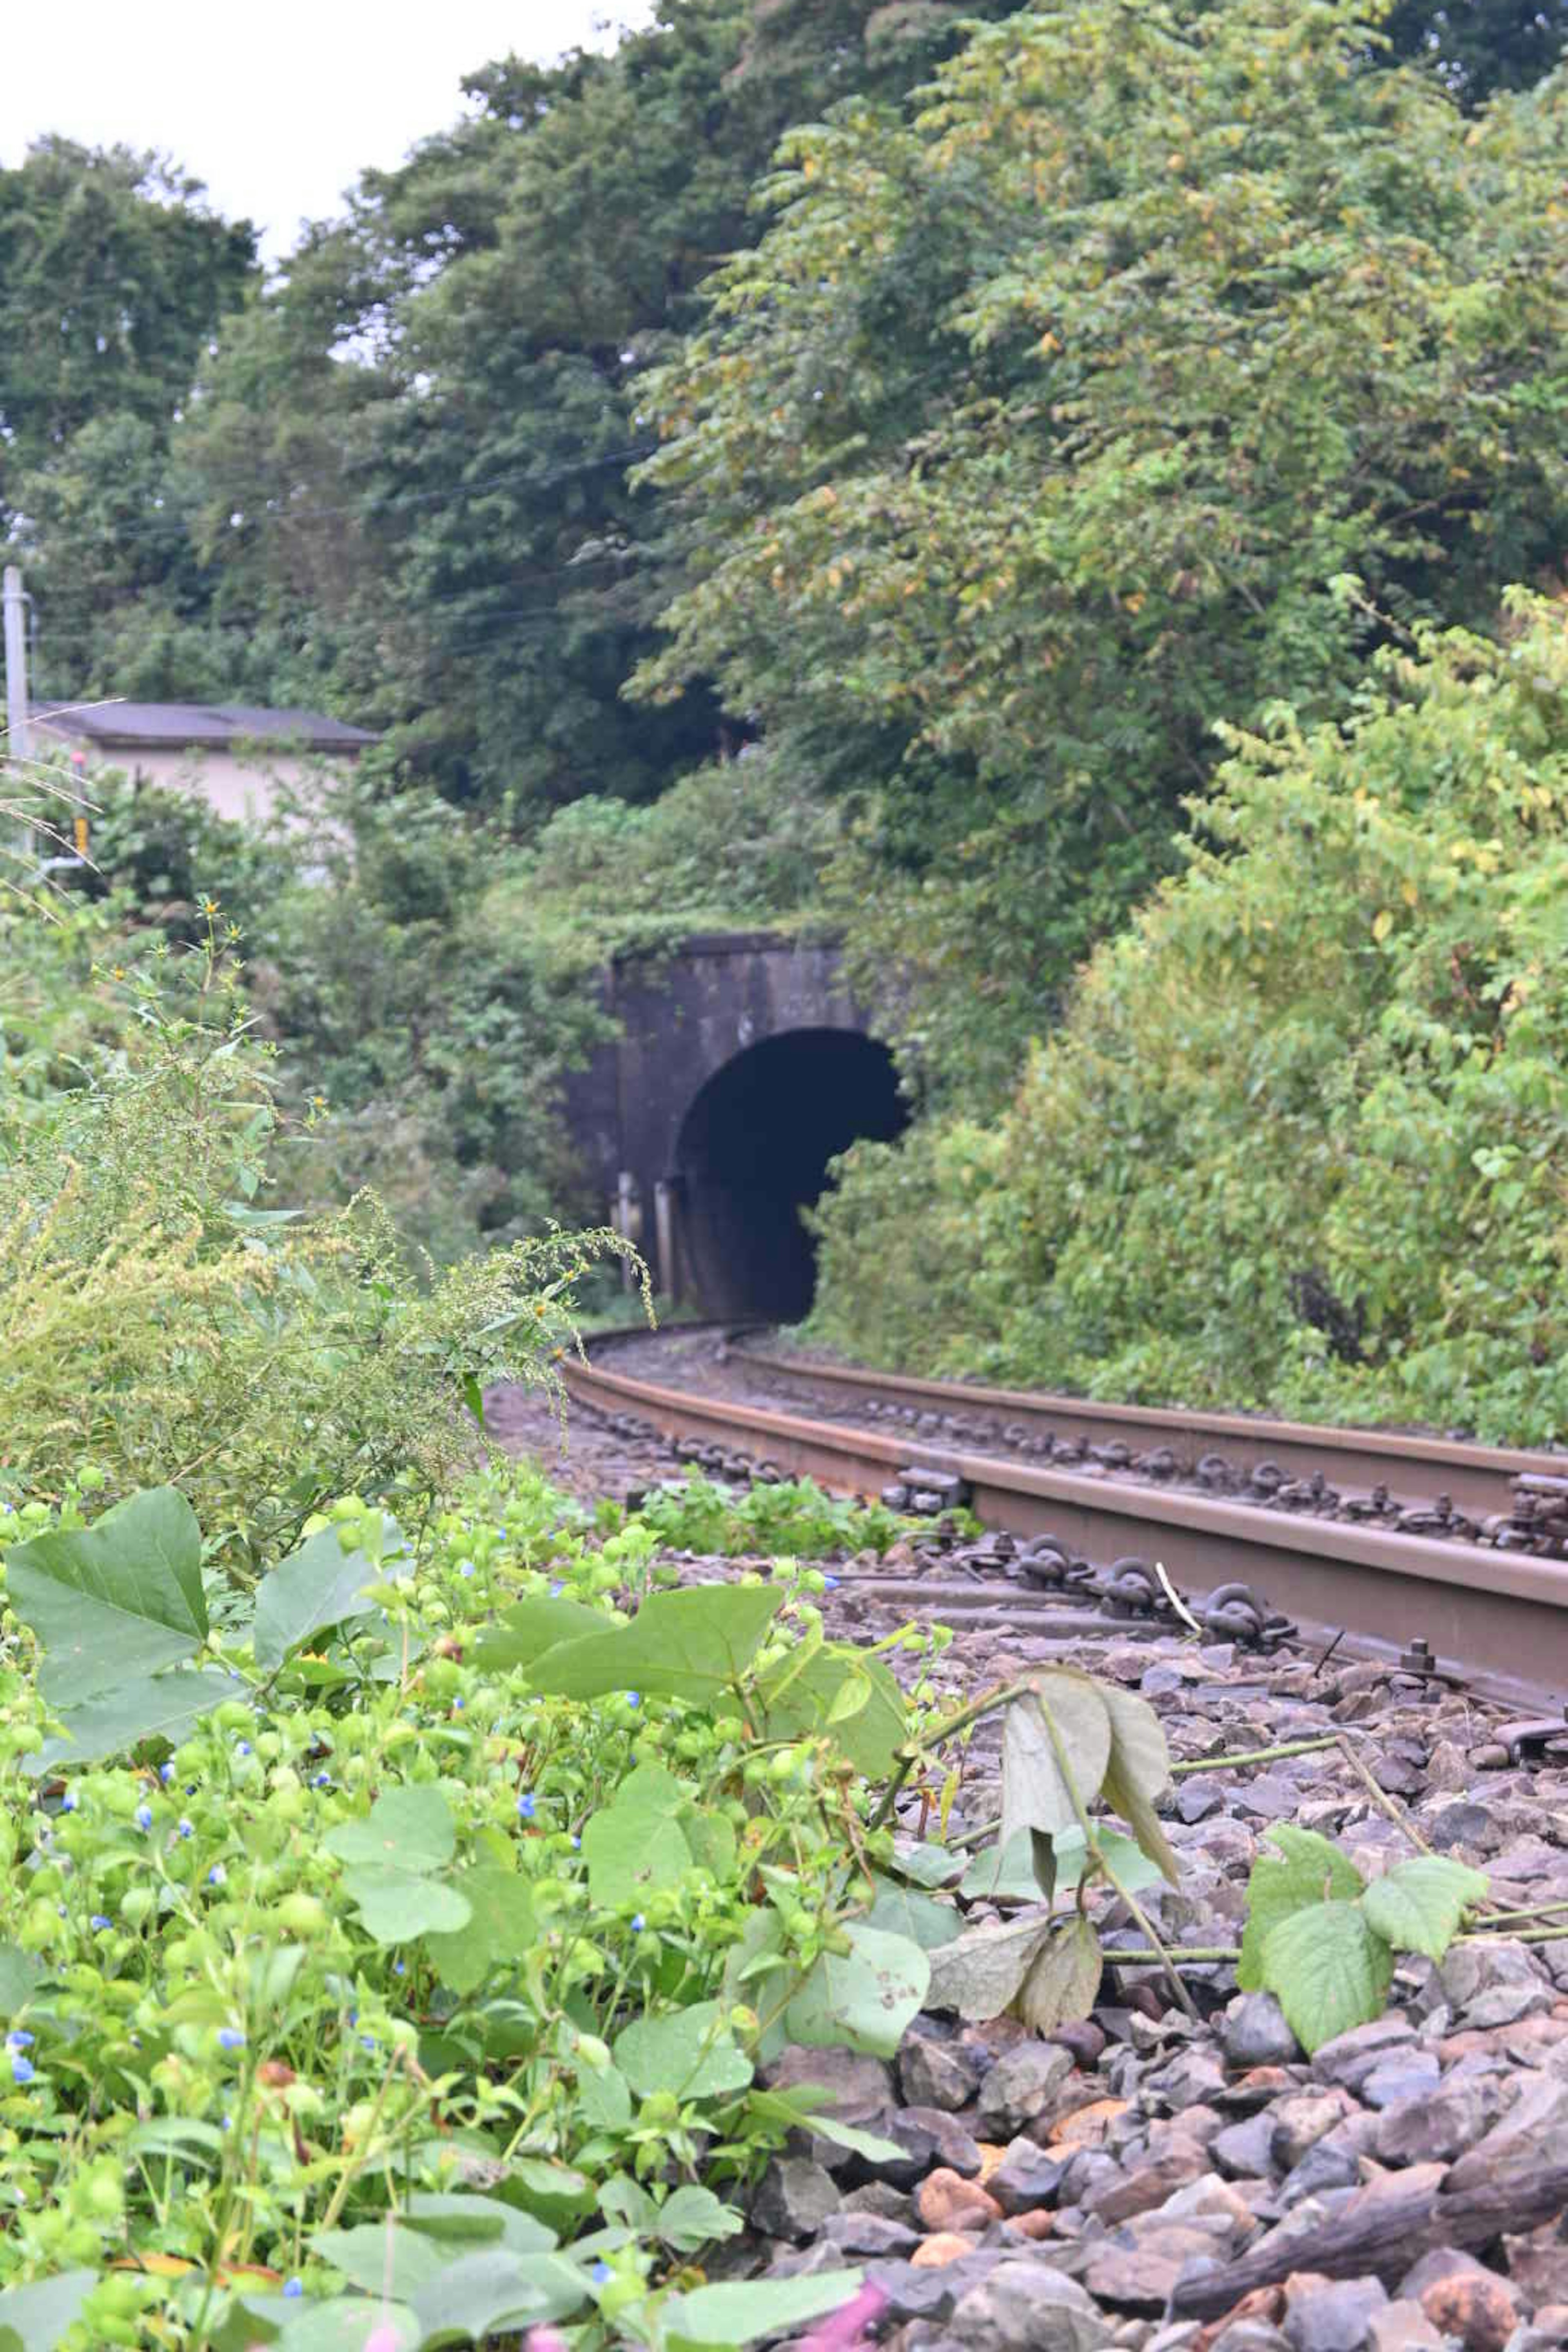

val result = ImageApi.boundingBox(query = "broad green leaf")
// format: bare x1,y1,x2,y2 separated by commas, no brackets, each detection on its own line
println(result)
0,1944,42,2019
614,1999,754,2099
664,2269,865,2350
5,1487,206,1704
655,2185,745,2251
401,2194,556,2254
1002,1678,1112,1847
1238,1823,1366,1992
582,1803,691,1907
778,2108,907,2164
865,1877,963,1951
499,2158,595,2230
0,2269,97,2352
276,2299,419,2352
575,2060,633,2130
339,1869,471,1946
891,1840,967,1889
960,1826,1164,1904
323,1786,457,1875
679,1803,737,1880
252,1525,387,1670
311,2221,452,2299
924,1911,1055,2023
127,2118,227,2167
468,1594,612,1675
424,1868,535,1994
1361,1856,1489,1963
1014,1915,1103,2034
408,2248,589,2342
1258,1900,1394,2055
599,2174,658,2232
528,1583,781,1703
756,1646,906,1775
615,1762,687,1813
784,1923,929,2058
24,1666,236,1773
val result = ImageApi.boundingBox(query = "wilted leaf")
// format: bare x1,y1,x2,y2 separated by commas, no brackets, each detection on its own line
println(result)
1361,1855,1489,1963
1258,1900,1393,2054
1013,1915,1103,2033
1001,1677,1111,1848
923,1911,1055,2022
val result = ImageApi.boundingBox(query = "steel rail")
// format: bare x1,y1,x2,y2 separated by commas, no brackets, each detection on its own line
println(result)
562,1333,1568,1690
731,1341,1566,1523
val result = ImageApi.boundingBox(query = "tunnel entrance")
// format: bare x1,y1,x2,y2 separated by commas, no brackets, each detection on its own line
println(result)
673,1027,908,1321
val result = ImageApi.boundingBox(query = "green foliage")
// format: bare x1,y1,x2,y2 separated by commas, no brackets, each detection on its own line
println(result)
0,1463,933,2344
622,1472,916,1558
635,0,1568,1098
811,597,1568,1441
1238,1824,1488,2051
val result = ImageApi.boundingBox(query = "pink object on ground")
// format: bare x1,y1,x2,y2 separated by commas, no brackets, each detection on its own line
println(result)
797,2281,889,2352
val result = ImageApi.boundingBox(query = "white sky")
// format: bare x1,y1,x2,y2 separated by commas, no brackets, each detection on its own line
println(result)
5,1,658,262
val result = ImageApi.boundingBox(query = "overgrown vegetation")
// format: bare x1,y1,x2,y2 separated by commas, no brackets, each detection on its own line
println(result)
809,597,1568,1442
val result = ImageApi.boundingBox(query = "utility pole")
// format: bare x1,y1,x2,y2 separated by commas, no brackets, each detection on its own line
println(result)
2,566,29,764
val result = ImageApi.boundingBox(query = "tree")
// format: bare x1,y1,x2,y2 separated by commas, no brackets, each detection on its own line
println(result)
1384,0,1568,104
632,0,1568,1098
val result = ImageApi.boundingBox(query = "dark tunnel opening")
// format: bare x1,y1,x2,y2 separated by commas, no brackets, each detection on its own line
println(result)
673,1028,909,1321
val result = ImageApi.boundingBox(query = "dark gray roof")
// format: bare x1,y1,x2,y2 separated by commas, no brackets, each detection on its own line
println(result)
31,701,377,753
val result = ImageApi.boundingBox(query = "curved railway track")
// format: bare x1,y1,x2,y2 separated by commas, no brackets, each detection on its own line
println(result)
561,1325,1568,1702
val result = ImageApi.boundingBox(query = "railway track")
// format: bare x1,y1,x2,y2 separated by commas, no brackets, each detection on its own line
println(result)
561,1325,1568,1703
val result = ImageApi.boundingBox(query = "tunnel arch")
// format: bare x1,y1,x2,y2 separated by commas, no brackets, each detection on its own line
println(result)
672,1027,909,1321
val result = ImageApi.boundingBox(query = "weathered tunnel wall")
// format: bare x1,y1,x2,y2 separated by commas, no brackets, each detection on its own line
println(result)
562,931,906,1317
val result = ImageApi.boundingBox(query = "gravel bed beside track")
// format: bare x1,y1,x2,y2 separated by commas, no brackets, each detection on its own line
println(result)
492,1380,1568,2352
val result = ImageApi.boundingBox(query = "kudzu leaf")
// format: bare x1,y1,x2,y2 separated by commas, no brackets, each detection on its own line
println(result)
1258,1899,1393,2054
615,1999,754,2099
25,1666,237,1773
1013,1915,1104,2034
664,2269,866,2350
0,2269,97,2352
324,1785,457,1875
5,1487,206,1705
784,1924,929,2059
528,1583,781,1703
1361,1856,1489,1963
575,2062,633,2129
924,1911,1054,2022
310,2222,452,2299
756,1646,906,1775
1238,1822,1365,1991
467,1594,611,1674
407,2248,590,2342
582,1802,691,1907
338,1868,472,1945
424,1866,535,1993
401,2193,556,2254
252,1524,390,1670
0,1944,43,2020
1002,1677,1112,1846
678,1802,737,1880
864,1876,963,1951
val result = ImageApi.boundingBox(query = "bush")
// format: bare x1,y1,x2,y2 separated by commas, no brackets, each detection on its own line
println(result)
808,592,1568,1442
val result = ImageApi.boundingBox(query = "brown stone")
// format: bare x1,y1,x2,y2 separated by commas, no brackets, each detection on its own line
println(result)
1195,2285,1286,2352
1417,2272,1519,2352
1503,2227,1568,2307
1051,2096,1130,2150
915,2167,1003,2234
1003,2208,1055,2241
1085,2221,1235,2308
910,2231,980,2269
1087,2136,1209,2225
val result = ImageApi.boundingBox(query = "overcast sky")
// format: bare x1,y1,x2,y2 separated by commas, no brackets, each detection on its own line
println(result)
5,1,657,261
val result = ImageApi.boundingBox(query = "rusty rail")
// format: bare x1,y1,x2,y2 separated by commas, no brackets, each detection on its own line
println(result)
562,1330,1568,1692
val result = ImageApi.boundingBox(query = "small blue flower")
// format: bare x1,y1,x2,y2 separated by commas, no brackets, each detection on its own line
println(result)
283,2278,303,2300
570,1833,581,1851
235,1740,252,1758
549,1581,564,1598
516,1793,536,1822
7,2032,34,2051
458,1559,475,1579
160,1762,176,1784
207,1863,227,1887
592,2260,612,2285
178,1818,194,1840
360,2033,376,2051
9,2055,35,2086
630,1913,646,1933
89,1914,111,1932
220,2112,232,2132
217,2029,245,2051
228,1668,243,1682
822,1573,840,1590
60,1790,78,1813
134,1804,153,1833
312,1771,332,1789
452,1697,464,1710
393,1960,406,1976
625,1691,641,1709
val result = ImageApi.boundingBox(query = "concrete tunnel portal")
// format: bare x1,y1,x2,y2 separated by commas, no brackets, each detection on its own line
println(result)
672,1027,909,1322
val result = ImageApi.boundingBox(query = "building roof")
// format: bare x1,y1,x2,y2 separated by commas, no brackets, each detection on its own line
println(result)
31,701,378,754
